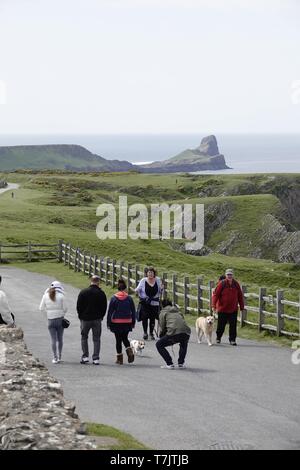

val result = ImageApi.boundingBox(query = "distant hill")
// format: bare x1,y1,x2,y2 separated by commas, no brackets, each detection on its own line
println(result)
0,144,138,172
140,135,229,173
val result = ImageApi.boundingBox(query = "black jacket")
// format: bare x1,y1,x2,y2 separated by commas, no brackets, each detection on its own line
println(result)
77,285,107,321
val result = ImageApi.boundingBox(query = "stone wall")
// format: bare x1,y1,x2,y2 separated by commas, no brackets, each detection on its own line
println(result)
0,326,96,450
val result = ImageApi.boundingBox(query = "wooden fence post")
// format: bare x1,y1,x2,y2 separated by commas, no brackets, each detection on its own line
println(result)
208,280,214,314
135,265,140,288
172,274,177,307
28,241,32,262
112,259,116,287
184,276,189,315
68,244,72,269
276,290,284,336
162,272,168,302
58,239,63,262
240,285,247,327
197,276,203,316
83,252,86,275
127,263,132,293
105,257,110,286
258,287,267,332
0,242,2,264
88,253,92,277
119,260,124,281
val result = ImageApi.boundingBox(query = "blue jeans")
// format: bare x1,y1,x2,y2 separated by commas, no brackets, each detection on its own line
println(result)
156,333,190,366
48,317,64,359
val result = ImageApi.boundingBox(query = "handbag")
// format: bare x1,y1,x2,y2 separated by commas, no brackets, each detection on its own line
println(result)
62,318,70,328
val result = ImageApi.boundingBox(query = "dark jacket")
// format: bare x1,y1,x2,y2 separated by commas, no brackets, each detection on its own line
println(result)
212,279,244,314
77,285,107,321
107,291,136,333
159,305,191,337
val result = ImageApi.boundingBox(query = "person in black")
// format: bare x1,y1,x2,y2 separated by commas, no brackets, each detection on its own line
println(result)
135,267,163,340
76,275,107,365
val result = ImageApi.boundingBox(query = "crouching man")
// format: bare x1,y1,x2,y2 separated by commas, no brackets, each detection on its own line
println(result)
156,299,191,369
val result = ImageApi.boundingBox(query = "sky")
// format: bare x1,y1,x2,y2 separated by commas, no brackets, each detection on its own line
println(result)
0,0,300,134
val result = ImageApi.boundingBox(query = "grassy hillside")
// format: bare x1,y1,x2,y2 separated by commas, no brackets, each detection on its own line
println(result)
0,171,299,289
1,170,299,341
0,145,136,172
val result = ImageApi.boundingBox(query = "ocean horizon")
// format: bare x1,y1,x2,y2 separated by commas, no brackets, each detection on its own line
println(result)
0,133,300,174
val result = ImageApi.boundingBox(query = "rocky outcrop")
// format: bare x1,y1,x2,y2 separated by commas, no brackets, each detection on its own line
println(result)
0,326,96,450
260,214,300,264
140,135,229,173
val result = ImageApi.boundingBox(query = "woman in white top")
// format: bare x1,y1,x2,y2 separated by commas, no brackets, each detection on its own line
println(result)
39,281,68,364
135,267,163,340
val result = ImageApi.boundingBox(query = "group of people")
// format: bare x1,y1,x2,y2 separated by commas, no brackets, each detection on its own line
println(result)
0,267,245,369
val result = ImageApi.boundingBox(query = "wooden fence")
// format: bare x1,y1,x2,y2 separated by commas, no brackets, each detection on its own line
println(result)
59,241,300,339
0,241,59,262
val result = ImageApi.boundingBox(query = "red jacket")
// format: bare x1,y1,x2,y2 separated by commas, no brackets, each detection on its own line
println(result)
212,279,244,313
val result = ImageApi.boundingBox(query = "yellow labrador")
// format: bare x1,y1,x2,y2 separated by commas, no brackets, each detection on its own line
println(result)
195,316,214,346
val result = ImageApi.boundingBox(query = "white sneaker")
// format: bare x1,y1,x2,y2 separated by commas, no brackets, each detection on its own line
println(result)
80,357,89,364
93,359,100,365
178,364,186,369
160,364,175,369
52,358,58,364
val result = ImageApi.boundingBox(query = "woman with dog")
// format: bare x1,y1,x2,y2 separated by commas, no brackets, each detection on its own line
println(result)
107,279,136,365
135,266,163,341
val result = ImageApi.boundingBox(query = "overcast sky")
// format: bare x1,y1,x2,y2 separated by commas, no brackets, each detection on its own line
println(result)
0,0,299,134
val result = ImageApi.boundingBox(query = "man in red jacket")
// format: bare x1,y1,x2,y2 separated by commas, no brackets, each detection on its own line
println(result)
212,269,244,346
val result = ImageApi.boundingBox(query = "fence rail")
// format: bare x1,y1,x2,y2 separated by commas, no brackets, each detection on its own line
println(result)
0,241,59,262
1,240,299,338
58,241,300,339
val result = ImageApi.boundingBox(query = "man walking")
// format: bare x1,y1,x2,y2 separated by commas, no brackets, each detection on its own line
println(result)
0,275,15,327
77,275,107,365
212,268,244,346
156,299,191,369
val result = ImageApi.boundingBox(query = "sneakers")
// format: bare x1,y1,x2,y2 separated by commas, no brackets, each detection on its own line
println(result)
92,359,100,365
80,357,89,364
216,339,221,344
52,358,58,364
178,364,186,369
160,364,175,369
230,341,237,346
150,334,155,341
143,334,148,340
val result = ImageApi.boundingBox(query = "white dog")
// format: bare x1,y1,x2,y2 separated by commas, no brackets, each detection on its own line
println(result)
130,339,145,355
195,316,214,346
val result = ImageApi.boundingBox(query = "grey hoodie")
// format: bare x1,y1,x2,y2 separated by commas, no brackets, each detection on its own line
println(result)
159,305,191,337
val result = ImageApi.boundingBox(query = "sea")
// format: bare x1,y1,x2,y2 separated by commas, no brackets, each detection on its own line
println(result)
0,133,300,174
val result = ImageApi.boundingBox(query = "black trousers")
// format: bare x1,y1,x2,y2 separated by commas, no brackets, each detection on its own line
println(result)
114,332,130,354
216,312,238,342
156,333,190,366
141,305,159,335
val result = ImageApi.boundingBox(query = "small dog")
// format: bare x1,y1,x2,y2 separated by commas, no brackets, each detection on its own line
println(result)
195,316,214,346
130,339,145,355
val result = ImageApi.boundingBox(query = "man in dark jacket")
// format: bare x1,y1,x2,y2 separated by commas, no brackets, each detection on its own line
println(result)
212,268,244,346
77,275,107,365
156,299,191,369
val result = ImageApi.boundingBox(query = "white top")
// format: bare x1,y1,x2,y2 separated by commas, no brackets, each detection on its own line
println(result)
135,277,163,306
0,290,13,324
39,290,68,320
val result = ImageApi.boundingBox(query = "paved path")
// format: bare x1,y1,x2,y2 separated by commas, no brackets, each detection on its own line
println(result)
1,266,300,450
0,183,19,195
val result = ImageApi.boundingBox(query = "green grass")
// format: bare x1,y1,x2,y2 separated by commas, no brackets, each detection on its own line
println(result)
85,423,149,450
1,170,300,342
